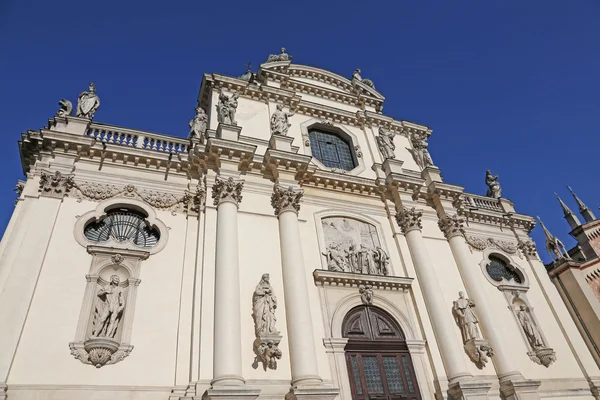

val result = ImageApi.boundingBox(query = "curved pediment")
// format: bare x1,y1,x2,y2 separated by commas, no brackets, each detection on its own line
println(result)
260,62,385,101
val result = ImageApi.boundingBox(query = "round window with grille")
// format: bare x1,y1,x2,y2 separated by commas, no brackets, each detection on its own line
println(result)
84,208,160,248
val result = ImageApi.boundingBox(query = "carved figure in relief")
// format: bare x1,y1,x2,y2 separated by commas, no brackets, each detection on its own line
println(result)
216,92,238,125
410,131,434,169
453,292,480,343
188,106,208,139
322,218,392,276
270,104,294,136
517,305,544,348
257,341,282,370
252,274,278,335
485,170,502,199
359,285,374,305
76,82,100,119
92,275,125,339
376,127,396,160
56,98,73,117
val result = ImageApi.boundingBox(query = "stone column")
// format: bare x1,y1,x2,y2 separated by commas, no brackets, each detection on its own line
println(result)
271,185,338,400
210,176,246,387
395,208,473,384
439,214,541,399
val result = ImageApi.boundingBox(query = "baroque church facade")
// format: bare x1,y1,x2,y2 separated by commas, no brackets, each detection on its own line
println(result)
1,49,600,400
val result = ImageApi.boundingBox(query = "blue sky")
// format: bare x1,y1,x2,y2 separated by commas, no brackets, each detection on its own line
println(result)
1,1,599,262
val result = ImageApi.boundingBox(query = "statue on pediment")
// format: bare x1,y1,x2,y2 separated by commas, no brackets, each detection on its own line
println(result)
376,127,396,160
76,82,100,119
352,68,375,89
55,99,73,117
270,104,294,136
189,106,208,140
266,47,292,63
216,92,238,125
485,170,502,199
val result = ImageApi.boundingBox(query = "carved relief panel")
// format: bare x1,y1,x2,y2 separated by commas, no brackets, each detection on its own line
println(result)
321,217,392,276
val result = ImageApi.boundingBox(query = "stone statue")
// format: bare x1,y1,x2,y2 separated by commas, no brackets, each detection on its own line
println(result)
376,127,396,160
270,104,294,136
216,92,238,125
252,274,278,335
56,99,73,117
188,106,208,139
410,132,434,169
76,82,100,119
359,285,374,305
266,47,292,63
92,275,125,339
485,170,502,199
453,292,480,343
352,68,375,89
517,305,544,348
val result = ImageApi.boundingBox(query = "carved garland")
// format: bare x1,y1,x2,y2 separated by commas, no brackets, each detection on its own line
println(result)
464,236,520,258
72,182,204,214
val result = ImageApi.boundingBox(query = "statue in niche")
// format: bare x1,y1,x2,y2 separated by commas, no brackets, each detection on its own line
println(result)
188,106,208,139
252,274,278,335
216,92,239,125
376,127,396,160
270,104,295,136
517,305,544,348
55,98,73,117
485,170,502,199
76,82,100,119
321,217,391,276
453,291,480,342
92,275,125,339
410,131,434,169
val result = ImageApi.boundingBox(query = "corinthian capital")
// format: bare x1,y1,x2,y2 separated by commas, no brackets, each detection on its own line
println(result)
39,170,75,198
212,176,243,207
438,214,465,239
271,185,303,216
396,207,423,234
518,239,538,260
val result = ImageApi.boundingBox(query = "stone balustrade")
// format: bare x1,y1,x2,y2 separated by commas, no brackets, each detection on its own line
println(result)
87,124,189,155
463,193,504,212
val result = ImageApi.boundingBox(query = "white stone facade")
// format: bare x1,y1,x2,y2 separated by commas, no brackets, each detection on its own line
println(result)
1,56,600,400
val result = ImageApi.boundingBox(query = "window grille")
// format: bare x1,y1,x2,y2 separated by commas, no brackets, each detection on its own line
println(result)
309,129,356,171
84,208,160,248
486,255,522,283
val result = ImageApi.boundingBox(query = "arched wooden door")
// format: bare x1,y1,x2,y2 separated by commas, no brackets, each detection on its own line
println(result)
343,306,422,400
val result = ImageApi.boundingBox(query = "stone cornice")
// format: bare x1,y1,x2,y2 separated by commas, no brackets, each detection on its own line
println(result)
313,269,413,291
302,169,380,196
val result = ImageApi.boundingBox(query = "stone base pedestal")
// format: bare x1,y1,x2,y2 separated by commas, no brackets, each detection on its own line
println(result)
203,387,260,400
447,380,492,400
49,115,90,135
422,166,443,184
269,134,295,152
499,379,541,400
216,123,242,141
284,386,339,400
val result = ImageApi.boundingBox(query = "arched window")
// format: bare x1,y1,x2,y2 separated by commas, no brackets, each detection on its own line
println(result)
309,129,357,171
343,306,422,400
84,208,160,248
486,255,523,284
